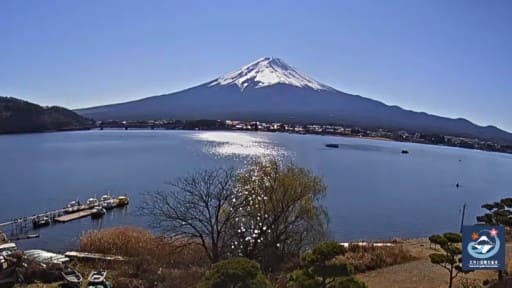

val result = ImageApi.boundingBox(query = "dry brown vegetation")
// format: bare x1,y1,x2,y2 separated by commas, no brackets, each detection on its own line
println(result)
79,228,419,287
78,226,209,287
16,231,512,288
337,243,418,273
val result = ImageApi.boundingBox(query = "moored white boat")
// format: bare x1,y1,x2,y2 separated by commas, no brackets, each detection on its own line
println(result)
65,201,80,214
116,196,129,207
91,207,106,219
101,199,115,210
86,198,99,208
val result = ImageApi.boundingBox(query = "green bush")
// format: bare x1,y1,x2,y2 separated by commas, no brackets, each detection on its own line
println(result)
331,278,367,288
289,241,366,288
198,257,271,288
303,241,346,265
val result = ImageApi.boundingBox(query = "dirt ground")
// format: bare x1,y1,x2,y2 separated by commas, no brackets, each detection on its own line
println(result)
356,238,501,288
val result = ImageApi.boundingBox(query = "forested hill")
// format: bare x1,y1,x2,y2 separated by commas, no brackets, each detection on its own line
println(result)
0,96,93,134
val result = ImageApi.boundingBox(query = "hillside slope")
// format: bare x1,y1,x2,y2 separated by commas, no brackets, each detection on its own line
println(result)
0,96,93,134
76,57,512,144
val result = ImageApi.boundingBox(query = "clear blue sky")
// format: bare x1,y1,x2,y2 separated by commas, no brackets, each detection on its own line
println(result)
1,1,511,130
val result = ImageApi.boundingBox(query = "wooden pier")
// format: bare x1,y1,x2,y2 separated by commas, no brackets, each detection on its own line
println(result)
54,209,94,223
0,195,129,238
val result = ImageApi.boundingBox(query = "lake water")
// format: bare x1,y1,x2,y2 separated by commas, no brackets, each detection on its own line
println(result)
1,130,511,251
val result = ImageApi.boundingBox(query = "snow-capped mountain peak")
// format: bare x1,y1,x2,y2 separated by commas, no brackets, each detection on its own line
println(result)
209,57,332,91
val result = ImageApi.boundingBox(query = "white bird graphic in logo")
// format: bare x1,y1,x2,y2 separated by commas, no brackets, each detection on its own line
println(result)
467,228,500,259
471,235,495,254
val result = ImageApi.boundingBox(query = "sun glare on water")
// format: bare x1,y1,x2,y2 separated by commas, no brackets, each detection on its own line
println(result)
191,131,286,159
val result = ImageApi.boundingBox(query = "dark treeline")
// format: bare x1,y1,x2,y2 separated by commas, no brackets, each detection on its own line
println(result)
0,96,93,134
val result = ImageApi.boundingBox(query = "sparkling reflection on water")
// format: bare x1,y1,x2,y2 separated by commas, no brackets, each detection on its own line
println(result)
191,131,287,161
1,130,512,250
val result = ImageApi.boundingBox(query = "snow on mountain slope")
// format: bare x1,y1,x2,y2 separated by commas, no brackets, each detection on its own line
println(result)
75,56,512,144
209,57,332,91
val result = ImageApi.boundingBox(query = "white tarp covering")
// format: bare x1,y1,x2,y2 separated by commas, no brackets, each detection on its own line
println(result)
24,249,70,264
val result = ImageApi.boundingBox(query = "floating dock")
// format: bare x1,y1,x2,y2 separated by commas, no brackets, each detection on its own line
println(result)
0,195,129,237
54,209,94,223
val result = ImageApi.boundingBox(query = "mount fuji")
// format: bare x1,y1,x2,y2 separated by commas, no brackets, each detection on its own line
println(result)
76,57,512,144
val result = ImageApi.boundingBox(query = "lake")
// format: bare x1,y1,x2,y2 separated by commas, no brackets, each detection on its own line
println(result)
1,130,511,251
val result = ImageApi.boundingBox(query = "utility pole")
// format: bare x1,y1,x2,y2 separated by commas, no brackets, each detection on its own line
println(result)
459,203,466,233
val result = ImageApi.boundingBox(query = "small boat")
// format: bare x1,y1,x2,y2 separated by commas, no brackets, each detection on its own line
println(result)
116,196,129,207
88,270,107,283
401,150,409,154
325,143,339,148
100,194,112,202
65,201,80,214
91,207,106,219
62,267,83,287
102,200,115,210
32,216,50,228
86,198,99,208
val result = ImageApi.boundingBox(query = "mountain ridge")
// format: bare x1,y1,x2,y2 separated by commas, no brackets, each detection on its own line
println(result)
75,57,512,144
0,96,93,134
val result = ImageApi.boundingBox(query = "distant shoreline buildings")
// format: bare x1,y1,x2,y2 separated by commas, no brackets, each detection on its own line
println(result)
96,119,512,155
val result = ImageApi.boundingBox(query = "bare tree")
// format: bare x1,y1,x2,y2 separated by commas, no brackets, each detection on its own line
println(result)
232,159,328,272
139,160,329,271
139,167,242,263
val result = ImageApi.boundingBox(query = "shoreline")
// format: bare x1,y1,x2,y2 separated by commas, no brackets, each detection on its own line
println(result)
3,126,509,156
0,127,92,136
